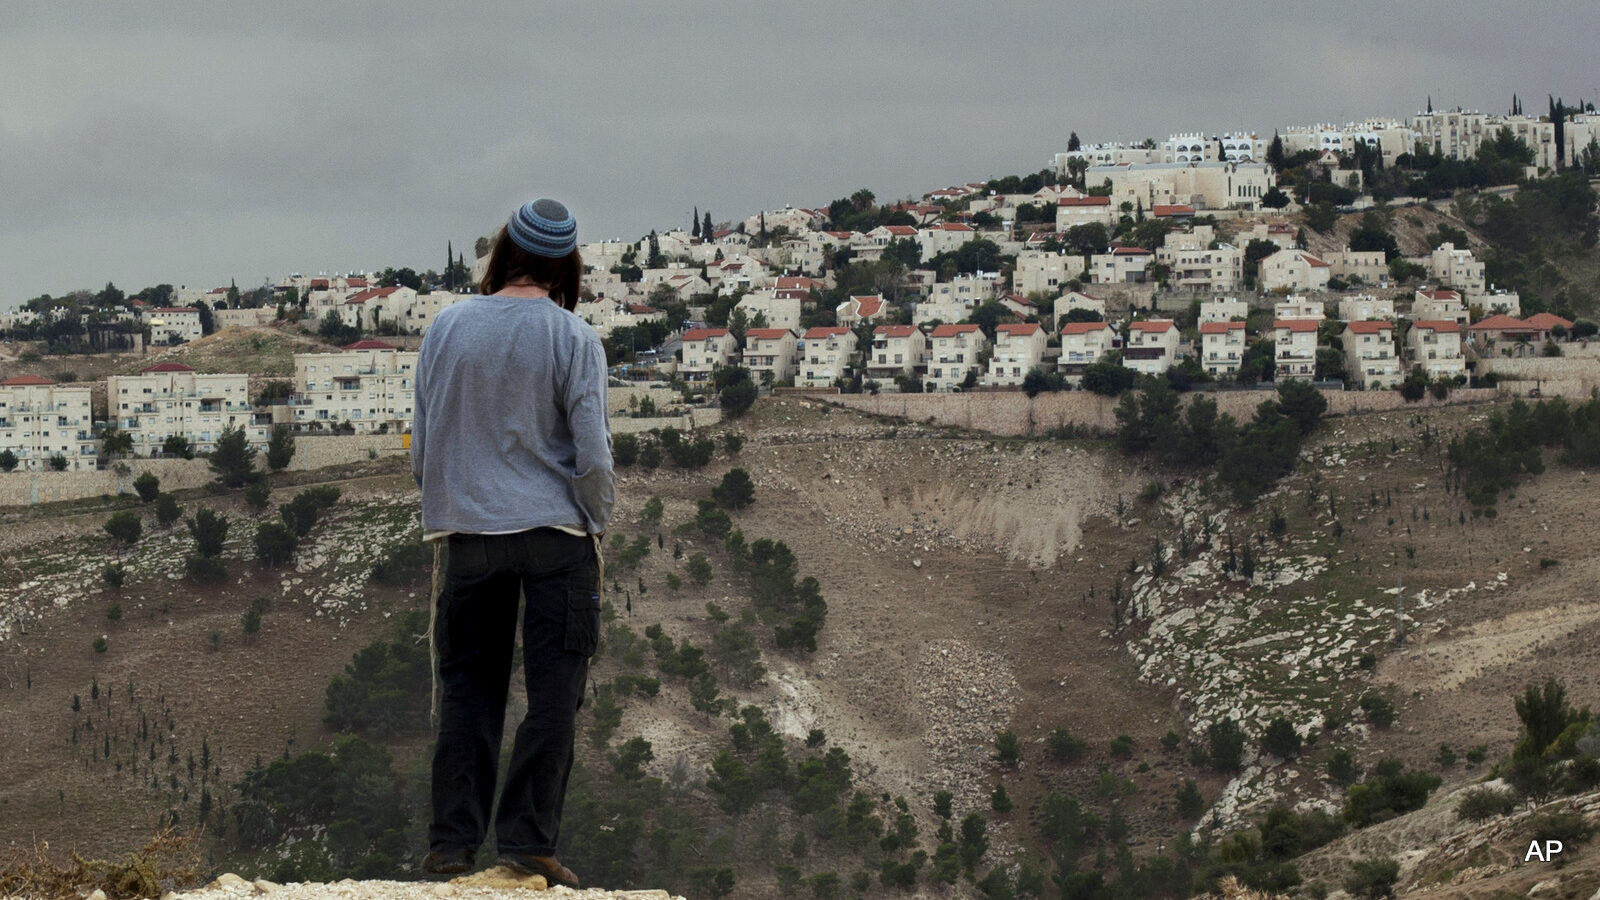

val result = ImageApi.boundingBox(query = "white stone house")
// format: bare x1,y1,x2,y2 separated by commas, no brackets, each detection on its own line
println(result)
1259,249,1332,293
1338,295,1395,322
0,376,96,470
1341,321,1400,389
1089,247,1154,284
1406,320,1465,380
925,324,988,392
108,363,266,455
733,290,802,331
1199,322,1248,379
1427,243,1486,295
837,295,892,327
1272,319,1321,381
1411,289,1468,326
679,328,736,381
142,306,204,344
1122,319,1180,376
983,323,1047,387
1055,196,1116,231
740,328,800,385
1198,298,1249,323
799,327,857,389
866,325,928,383
917,222,979,260
1058,322,1117,381
291,340,417,434
1013,252,1088,296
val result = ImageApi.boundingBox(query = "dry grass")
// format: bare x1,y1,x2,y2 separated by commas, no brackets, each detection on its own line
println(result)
0,827,204,899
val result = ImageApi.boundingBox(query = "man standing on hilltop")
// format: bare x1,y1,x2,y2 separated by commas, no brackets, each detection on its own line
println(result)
411,198,613,889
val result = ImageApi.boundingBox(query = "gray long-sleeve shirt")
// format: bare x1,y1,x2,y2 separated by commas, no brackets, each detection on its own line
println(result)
411,293,613,535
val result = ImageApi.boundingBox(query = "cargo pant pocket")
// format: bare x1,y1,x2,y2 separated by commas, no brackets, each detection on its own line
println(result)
563,587,601,657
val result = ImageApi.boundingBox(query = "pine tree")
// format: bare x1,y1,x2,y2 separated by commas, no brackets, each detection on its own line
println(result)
446,240,454,291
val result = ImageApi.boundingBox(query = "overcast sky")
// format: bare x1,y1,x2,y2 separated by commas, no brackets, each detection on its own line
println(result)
3,1,1597,309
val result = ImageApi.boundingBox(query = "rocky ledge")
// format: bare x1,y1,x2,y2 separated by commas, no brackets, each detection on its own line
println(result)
152,868,681,900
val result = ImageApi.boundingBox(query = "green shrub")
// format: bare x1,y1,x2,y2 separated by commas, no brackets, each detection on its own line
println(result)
1343,856,1400,899
133,472,160,502
370,538,430,585
1454,785,1516,822
253,522,298,566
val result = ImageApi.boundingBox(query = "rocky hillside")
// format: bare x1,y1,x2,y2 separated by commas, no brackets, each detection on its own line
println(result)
2,395,1598,898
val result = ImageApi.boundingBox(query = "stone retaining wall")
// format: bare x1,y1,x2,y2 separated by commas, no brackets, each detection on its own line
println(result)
804,386,1505,436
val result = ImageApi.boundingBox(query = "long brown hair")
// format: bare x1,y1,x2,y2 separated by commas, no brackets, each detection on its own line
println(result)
477,225,584,311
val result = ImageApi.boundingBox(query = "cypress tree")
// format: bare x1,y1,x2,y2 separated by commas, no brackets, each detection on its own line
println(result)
692,206,701,238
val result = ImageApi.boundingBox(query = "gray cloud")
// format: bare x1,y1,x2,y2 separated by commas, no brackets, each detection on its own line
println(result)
3,0,1598,303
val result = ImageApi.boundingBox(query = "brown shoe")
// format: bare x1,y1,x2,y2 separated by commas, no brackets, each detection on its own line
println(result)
422,846,475,875
498,852,580,888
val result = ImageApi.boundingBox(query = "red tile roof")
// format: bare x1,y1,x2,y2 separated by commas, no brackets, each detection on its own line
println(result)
1343,321,1391,334
1469,314,1531,332
776,276,820,291
874,325,919,338
682,328,730,342
1,375,54,386
310,279,330,289
160,307,201,314
346,277,368,287
1060,322,1110,335
1274,319,1322,333
343,339,398,350
1058,196,1111,207
1303,254,1330,267
141,362,196,373
996,323,1042,337
1417,289,1462,301
1410,320,1461,333
1523,312,1573,331
880,225,919,236
348,287,400,304
929,324,981,338
849,295,885,317
937,223,974,232
1200,322,1246,334
1112,247,1152,256
1152,205,1195,217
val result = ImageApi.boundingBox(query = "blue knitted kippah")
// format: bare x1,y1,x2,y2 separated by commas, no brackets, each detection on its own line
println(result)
507,198,577,257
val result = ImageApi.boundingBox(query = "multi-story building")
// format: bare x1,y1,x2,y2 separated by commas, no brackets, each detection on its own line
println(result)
1058,322,1117,381
1259,249,1332,293
917,222,979,260
1155,227,1243,293
1198,298,1249,323
108,362,266,455
1427,243,1487,295
1406,320,1465,380
142,306,204,344
925,324,989,392
1411,289,1468,326
1199,322,1248,380
733,290,802,331
1338,295,1395,322
865,325,928,384
1275,295,1325,320
290,340,418,433
983,323,1048,387
741,328,800,385
0,376,96,470
1341,321,1400,389
1013,252,1088,296
799,326,857,389
678,328,736,381
1055,196,1116,231
1272,319,1321,381
1321,249,1388,286
1087,161,1273,211
1122,319,1180,375
1089,247,1154,284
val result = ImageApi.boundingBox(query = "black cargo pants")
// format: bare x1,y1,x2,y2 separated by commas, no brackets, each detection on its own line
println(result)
428,528,600,856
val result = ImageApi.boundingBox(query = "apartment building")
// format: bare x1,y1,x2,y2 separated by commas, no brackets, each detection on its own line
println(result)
983,323,1047,387
1055,196,1116,231
1155,228,1243,293
142,307,204,344
1272,319,1321,381
799,327,857,389
836,295,892,327
1199,322,1248,379
1198,298,1249,323
1338,295,1395,322
925,324,989,392
1411,289,1468,326
1427,243,1487,295
1341,321,1400,389
733,290,802,331
1058,322,1117,381
741,328,800,384
865,325,928,383
0,376,96,471
679,328,736,381
1406,320,1465,380
108,363,266,455
1013,252,1088,296
290,340,418,433
1321,249,1388,286
1123,319,1180,375
1089,247,1154,284
1259,249,1332,293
